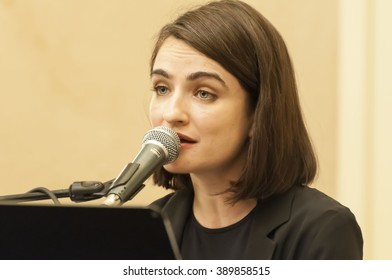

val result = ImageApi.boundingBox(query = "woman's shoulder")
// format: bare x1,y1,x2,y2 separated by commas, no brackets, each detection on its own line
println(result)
267,185,363,259
292,185,354,218
150,189,193,210
261,185,355,220
150,192,176,209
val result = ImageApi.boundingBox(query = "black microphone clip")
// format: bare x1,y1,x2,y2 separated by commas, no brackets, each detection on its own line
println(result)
104,162,145,206
69,180,113,202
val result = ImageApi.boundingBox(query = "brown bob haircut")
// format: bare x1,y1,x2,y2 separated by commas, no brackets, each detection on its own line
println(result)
150,0,317,202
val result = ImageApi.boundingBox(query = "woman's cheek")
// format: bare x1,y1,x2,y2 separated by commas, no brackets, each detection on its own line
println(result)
148,103,162,126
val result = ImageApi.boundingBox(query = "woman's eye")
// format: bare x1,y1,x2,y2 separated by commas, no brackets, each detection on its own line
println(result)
154,86,169,95
197,90,215,100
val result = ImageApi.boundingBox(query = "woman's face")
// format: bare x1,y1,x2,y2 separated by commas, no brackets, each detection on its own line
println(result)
149,37,253,181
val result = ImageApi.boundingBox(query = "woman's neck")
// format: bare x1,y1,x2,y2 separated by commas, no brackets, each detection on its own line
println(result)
190,175,257,229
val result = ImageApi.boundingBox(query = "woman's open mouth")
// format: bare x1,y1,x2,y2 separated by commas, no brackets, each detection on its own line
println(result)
177,133,197,147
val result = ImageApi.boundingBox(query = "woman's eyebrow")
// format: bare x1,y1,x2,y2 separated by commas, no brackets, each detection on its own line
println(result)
187,71,227,88
150,69,170,78
151,69,227,88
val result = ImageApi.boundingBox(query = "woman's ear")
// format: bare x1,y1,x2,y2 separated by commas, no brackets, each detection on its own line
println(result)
248,115,255,138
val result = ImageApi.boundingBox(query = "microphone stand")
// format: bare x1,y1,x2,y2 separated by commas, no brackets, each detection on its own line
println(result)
0,179,114,205
0,162,144,205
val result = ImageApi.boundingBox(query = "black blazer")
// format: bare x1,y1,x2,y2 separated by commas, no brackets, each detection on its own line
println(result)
152,185,363,259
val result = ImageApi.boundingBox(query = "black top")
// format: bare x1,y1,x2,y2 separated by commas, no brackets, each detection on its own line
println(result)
181,206,257,259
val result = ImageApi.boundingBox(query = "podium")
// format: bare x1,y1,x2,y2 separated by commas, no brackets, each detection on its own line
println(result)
0,203,181,260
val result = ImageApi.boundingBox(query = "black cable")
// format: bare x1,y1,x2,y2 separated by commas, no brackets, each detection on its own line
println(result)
27,187,61,205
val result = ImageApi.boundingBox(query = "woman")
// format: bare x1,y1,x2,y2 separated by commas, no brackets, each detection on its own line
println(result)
149,0,363,259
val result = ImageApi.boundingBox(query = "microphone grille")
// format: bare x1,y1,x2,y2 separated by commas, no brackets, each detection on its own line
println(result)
142,126,181,164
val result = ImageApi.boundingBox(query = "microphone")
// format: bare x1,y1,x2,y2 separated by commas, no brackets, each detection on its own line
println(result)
103,126,180,206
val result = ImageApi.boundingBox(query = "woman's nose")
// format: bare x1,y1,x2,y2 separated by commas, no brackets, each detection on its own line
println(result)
162,93,189,125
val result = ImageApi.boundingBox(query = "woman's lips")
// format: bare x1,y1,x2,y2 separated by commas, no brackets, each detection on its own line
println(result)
176,132,197,147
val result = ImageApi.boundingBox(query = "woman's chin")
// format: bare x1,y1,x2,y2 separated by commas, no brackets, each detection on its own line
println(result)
163,163,190,175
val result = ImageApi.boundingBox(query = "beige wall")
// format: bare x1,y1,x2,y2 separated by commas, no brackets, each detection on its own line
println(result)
0,0,390,259
337,0,392,260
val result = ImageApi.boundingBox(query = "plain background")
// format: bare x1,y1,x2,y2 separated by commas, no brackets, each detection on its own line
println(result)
0,0,391,259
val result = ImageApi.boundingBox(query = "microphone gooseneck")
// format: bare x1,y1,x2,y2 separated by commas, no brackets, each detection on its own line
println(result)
103,126,180,206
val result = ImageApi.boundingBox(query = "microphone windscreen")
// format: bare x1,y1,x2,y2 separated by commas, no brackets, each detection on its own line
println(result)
142,126,180,164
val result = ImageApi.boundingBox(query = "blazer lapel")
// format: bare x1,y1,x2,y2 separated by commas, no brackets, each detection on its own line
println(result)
160,190,193,246
244,187,297,259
